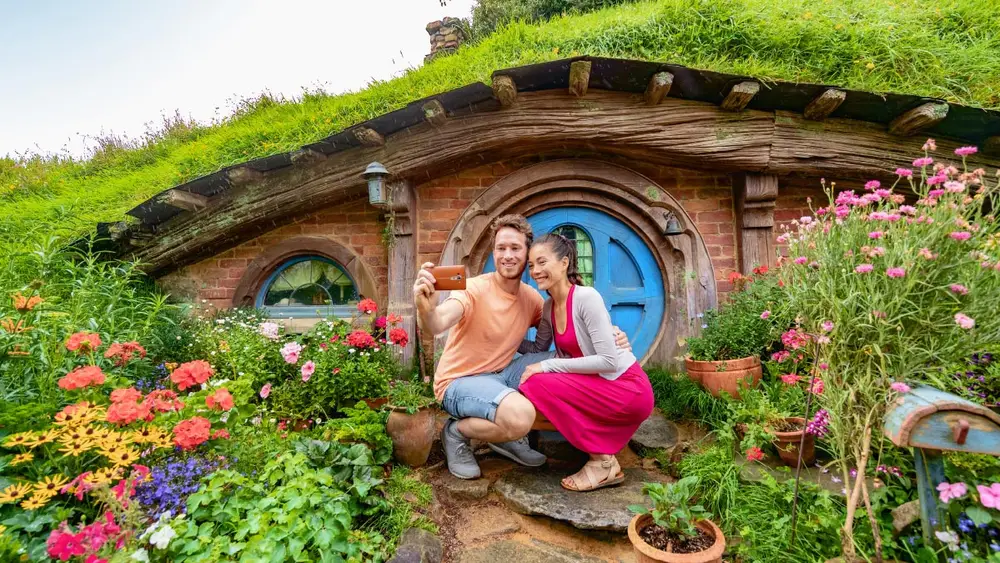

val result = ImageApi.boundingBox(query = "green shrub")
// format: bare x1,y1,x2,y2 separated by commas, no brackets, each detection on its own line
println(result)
647,368,729,428
685,272,788,361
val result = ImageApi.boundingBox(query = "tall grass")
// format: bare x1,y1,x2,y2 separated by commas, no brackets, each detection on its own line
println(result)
1,0,998,264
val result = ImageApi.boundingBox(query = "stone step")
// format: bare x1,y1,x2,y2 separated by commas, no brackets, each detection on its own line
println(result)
494,467,669,532
459,539,611,563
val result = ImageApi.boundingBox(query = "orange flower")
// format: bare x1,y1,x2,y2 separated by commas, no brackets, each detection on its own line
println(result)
110,387,143,404
1,318,31,334
170,360,213,391
104,342,147,366
173,417,211,450
143,389,184,413
386,313,403,326
65,331,102,353
12,292,42,313
205,388,234,411
211,429,230,440
57,365,106,391
106,400,152,426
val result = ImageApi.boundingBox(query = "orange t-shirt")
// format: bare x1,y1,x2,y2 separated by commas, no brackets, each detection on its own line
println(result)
433,273,544,401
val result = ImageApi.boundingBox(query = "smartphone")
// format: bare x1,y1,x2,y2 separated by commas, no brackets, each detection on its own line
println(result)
429,265,467,291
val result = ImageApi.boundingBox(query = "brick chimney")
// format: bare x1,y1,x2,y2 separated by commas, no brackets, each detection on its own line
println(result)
425,17,465,62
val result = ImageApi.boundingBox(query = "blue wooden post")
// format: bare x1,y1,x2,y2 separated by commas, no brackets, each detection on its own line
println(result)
913,447,946,543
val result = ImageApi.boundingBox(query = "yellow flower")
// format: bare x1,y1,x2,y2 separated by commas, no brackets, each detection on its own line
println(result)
0,524,6,535
99,440,124,458
23,428,59,448
20,495,49,510
866,62,876,70
10,453,34,466
53,403,91,426
34,475,69,497
835,23,844,30
110,447,140,468
3,432,36,448
803,11,813,19
59,440,93,457
0,483,32,504
83,468,116,487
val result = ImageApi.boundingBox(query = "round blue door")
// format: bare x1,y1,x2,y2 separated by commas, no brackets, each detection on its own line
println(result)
484,207,665,360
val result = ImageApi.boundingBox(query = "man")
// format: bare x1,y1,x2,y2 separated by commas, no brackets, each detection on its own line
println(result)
413,214,629,479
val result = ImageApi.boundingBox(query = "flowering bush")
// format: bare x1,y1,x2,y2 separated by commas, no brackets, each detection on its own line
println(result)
778,142,1000,558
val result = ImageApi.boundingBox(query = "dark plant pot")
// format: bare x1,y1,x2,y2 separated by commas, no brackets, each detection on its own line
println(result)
684,356,761,400
771,417,815,468
386,407,436,468
628,514,726,563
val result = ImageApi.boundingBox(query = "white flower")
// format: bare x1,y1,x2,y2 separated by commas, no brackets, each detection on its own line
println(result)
149,523,177,549
220,411,230,423
130,548,150,562
348,348,356,354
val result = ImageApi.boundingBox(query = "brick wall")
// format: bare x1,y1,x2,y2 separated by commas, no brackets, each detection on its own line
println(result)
158,194,388,311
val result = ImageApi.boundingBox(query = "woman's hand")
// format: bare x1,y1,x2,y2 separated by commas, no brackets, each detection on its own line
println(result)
520,363,544,386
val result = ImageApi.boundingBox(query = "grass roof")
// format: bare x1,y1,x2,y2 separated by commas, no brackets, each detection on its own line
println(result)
2,0,998,258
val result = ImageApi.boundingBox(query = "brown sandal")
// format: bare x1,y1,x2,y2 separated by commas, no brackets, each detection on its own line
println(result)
561,457,625,492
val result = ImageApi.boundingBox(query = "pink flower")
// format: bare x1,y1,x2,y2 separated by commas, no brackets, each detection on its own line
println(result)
899,205,917,215
886,267,906,278
781,373,802,385
922,139,936,151
817,335,831,345
374,316,388,329
781,329,809,350
771,351,791,362
937,481,967,503
955,146,978,157
864,180,881,191
819,362,829,370
895,168,913,177
977,483,1000,509
800,216,813,224
301,361,315,382
872,310,887,319
821,320,834,332
855,264,874,274
281,342,303,364
954,313,975,329
913,157,933,167
760,310,771,320
950,231,971,241
944,181,965,193
890,381,911,393
875,189,891,199
809,379,825,395
918,247,936,260
260,383,272,399
776,234,789,244
868,231,883,239
794,256,808,265
746,447,765,462
835,205,851,219
949,284,969,295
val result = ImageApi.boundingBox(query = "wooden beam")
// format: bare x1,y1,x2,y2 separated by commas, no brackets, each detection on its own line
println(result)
290,149,326,166
803,89,846,121
888,102,949,136
422,100,448,127
735,174,779,275
161,189,209,212
492,75,517,107
644,72,674,106
983,136,1000,156
720,81,760,112
569,61,591,98
225,166,263,187
353,127,385,147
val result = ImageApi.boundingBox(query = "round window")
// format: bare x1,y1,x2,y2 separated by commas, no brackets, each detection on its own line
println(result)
553,225,594,286
255,256,358,318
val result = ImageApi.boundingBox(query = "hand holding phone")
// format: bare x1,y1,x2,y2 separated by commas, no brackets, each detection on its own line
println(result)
429,265,467,291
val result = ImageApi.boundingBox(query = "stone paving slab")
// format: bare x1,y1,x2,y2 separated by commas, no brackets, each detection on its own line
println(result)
459,539,609,563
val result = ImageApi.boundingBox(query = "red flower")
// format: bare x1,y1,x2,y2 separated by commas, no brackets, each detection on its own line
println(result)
65,331,102,353
110,387,143,404
47,527,86,561
746,447,765,462
727,271,744,284
347,330,376,349
374,316,388,329
106,400,152,425
752,265,769,276
104,341,147,366
170,360,214,390
174,417,212,450
387,313,403,326
389,327,409,347
58,365,106,391
357,298,378,315
143,389,184,413
205,388,234,411
211,429,231,440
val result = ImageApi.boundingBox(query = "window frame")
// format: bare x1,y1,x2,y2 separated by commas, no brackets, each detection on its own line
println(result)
254,255,359,319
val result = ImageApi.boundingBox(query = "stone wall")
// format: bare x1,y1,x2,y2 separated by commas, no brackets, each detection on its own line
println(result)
425,17,465,62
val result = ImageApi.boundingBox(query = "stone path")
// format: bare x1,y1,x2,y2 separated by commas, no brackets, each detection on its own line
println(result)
404,410,688,562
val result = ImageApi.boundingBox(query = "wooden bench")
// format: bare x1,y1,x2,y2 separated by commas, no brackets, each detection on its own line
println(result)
532,413,557,432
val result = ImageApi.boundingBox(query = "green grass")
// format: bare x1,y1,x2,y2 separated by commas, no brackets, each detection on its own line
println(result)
2,0,999,261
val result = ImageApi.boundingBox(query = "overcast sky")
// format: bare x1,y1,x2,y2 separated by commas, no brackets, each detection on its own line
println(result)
0,0,477,159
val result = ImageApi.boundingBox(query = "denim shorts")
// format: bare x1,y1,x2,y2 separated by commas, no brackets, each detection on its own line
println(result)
441,351,555,422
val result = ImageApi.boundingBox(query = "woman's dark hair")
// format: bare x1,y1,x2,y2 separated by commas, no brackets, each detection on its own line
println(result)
534,233,585,286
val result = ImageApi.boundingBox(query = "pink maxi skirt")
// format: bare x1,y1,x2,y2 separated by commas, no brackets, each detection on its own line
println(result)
520,362,654,455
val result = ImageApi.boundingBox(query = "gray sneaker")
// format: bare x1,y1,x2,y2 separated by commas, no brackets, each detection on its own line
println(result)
489,436,547,467
442,419,481,479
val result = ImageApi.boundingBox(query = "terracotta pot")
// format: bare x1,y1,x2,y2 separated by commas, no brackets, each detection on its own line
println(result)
771,417,815,467
685,356,762,399
385,407,436,468
363,397,389,410
628,514,726,563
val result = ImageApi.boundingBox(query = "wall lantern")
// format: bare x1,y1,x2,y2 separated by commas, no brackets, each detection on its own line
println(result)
663,210,684,236
363,162,390,207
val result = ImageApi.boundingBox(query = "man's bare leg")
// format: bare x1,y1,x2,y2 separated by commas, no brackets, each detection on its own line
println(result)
456,392,536,443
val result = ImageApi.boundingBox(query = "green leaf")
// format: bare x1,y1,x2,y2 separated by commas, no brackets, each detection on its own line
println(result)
966,505,994,527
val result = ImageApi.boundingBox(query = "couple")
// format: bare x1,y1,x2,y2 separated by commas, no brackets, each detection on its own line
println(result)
413,214,654,491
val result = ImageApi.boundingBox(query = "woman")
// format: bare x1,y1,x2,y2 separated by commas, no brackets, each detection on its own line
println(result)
518,233,655,492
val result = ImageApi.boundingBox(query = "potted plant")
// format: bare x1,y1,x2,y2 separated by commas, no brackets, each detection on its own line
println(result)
384,379,437,468
778,142,1000,561
627,476,726,562
685,271,785,399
